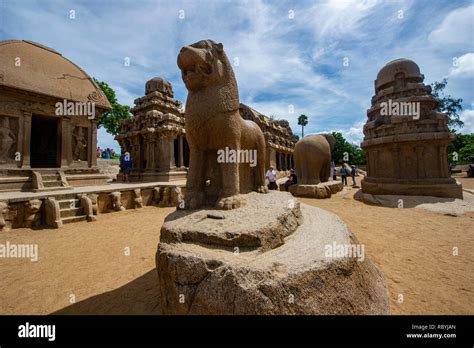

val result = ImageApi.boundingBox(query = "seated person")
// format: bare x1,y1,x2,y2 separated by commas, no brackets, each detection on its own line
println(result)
284,169,298,191
467,165,474,178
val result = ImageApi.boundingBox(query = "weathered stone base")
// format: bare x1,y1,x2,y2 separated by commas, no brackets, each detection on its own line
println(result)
0,182,185,230
289,181,343,199
361,178,463,199
156,192,389,314
130,170,187,183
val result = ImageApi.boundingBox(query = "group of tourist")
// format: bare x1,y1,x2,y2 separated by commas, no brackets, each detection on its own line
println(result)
338,163,358,187
265,162,359,191
97,147,116,159
265,166,298,192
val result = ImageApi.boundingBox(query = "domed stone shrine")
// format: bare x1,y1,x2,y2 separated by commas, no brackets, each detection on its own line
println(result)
0,40,111,191
361,58,462,198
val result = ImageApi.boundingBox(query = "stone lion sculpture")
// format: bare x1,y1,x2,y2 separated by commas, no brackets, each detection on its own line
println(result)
294,134,336,184
177,39,266,210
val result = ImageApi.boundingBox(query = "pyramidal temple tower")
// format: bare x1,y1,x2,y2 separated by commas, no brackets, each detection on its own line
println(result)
361,58,462,199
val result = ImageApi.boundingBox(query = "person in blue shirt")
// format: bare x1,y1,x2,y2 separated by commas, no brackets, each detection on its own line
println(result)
120,151,132,182
340,164,348,186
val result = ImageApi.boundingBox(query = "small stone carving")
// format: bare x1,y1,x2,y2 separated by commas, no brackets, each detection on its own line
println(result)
58,171,69,187
24,199,42,228
109,191,125,212
0,201,9,231
170,186,183,207
44,197,62,228
87,194,98,215
153,187,162,206
31,171,44,190
133,189,143,208
78,194,96,222
72,127,88,161
160,187,171,207
0,117,16,163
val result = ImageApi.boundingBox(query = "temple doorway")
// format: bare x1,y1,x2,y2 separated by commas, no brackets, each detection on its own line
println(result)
30,115,60,168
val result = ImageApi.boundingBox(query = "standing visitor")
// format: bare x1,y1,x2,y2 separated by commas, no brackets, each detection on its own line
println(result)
351,165,357,186
340,164,348,186
120,151,132,182
331,160,337,181
265,166,278,190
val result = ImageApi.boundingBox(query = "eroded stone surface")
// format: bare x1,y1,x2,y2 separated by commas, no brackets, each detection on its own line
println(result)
289,181,343,199
160,192,301,251
156,192,389,314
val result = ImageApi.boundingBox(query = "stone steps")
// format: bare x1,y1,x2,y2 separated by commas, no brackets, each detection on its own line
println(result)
61,215,88,224
32,170,70,192
57,198,87,224
58,198,79,209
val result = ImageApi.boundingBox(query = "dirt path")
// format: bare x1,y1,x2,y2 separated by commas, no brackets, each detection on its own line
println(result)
0,182,473,314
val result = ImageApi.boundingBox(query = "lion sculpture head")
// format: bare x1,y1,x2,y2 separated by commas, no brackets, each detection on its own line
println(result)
177,39,239,113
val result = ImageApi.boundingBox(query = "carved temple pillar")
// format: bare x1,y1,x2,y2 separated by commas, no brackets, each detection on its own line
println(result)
169,134,176,170
179,135,184,168
90,119,97,168
157,133,170,172
269,148,276,169
391,147,401,179
415,146,425,178
61,117,72,168
439,145,449,177
147,134,157,171
21,111,32,169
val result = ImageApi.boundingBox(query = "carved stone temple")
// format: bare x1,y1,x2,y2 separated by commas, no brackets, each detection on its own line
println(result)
115,79,298,182
0,40,111,192
361,58,463,198
239,104,298,171
115,77,189,182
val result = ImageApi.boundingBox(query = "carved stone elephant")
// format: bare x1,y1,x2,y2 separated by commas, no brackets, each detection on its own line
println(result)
294,134,336,184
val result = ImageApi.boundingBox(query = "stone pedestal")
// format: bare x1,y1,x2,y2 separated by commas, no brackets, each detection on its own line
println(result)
155,192,389,314
289,180,343,199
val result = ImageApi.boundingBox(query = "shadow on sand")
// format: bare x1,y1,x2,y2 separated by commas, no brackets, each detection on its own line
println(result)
52,269,162,315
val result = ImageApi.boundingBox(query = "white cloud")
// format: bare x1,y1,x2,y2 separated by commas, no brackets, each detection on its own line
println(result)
428,5,474,48
459,109,474,134
449,53,474,77
1,0,472,145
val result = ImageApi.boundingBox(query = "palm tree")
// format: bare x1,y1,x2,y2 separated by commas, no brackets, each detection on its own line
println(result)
298,114,308,137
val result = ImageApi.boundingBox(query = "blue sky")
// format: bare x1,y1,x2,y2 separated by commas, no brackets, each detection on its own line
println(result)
1,0,473,152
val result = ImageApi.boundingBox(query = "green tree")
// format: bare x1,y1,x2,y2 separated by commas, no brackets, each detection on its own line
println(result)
448,133,474,164
94,78,132,136
297,114,308,137
331,132,366,165
430,79,463,130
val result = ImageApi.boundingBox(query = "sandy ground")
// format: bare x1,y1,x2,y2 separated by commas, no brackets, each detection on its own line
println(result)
0,177,473,315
